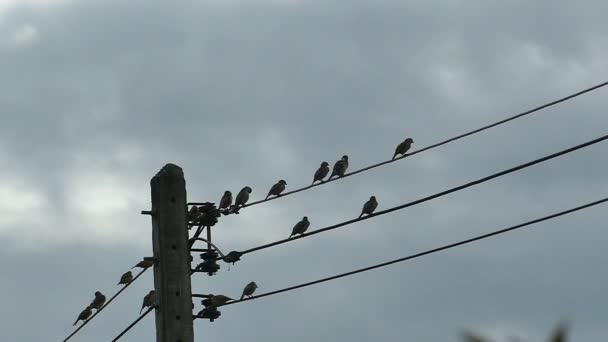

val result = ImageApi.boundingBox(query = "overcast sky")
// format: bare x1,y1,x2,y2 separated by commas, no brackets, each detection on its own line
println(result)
1,0,607,341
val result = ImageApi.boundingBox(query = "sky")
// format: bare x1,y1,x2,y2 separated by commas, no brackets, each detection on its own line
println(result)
1,0,607,341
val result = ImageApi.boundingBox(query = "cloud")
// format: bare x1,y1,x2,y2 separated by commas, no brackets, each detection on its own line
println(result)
0,0,607,341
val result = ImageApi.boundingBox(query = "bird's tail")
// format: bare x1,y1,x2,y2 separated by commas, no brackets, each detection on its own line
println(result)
240,294,245,300
139,306,144,314
358,213,363,218
391,154,397,161
73,319,78,326
265,194,270,200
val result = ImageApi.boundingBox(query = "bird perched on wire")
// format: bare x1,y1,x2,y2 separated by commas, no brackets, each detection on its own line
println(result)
218,191,233,210
328,155,349,180
132,259,154,269
209,294,233,307
90,291,106,310
240,282,258,300
73,306,92,326
266,180,287,200
118,271,133,286
289,216,310,238
223,251,243,265
235,186,253,207
359,196,378,218
392,137,414,160
312,161,330,184
140,290,156,314
188,205,200,221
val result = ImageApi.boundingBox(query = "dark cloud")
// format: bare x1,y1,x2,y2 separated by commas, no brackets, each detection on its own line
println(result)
1,0,607,341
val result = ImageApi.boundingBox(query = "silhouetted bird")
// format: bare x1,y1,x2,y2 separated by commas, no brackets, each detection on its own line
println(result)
188,205,200,221
240,282,258,300
140,290,156,314
73,306,92,326
359,196,378,218
219,191,233,210
118,271,133,285
266,180,287,199
235,186,252,206
312,162,330,184
132,260,154,269
289,216,310,238
392,138,414,160
209,294,233,307
90,291,106,310
328,155,349,180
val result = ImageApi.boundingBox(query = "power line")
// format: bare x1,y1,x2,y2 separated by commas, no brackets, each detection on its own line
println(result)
63,267,149,342
233,133,608,257
189,81,608,211
111,306,155,342
220,196,608,308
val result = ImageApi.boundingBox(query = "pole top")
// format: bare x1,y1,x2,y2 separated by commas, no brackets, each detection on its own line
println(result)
151,163,184,184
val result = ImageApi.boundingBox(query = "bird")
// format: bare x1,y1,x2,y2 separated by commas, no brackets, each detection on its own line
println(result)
392,137,414,160
140,290,156,314
328,155,349,180
209,294,233,307
132,260,154,269
118,271,133,285
90,291,106,310
289,216,310,238
73,306,92,326
312,162,330,184
235,186,253,206
188,205,200,221
359,196,378,218
240,282,258,300
218,191,233,210
265,180,287,200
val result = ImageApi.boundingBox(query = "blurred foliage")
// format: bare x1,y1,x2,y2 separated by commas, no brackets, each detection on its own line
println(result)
462,322,568,342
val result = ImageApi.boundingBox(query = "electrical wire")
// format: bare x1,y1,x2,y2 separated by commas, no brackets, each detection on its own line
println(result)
63,267,149,342
231,133,608,257
220,196,608,307
111,306,155,342
189,81,608,211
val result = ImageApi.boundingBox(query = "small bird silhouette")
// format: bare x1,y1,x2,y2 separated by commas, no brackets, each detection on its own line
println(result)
266,180,287,200
359,196,378,218
90,291,106,310
235,186,253,206
73,306,92,326
209,294,233,307
118,271,133,285
132,260,154,269
140,290,156,314
328,155,349,180
289,216,310,238
219,191,233,210
392,138,414,160
240,282,258,300
312,162,330,184
188,205,200,221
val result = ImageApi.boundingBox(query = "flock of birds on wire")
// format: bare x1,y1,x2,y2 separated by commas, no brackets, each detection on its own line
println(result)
191,137,413,238
71,137,414,326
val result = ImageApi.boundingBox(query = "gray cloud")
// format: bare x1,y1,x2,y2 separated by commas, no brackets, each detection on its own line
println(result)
1,0,607,341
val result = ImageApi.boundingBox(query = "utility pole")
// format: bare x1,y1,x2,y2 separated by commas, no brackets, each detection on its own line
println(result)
150,163,194,342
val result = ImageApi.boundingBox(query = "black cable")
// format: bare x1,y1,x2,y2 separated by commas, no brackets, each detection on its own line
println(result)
111,306,155,342
63,267,149,342
189,81,608,211
221,196,608,307
233,133,608,257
